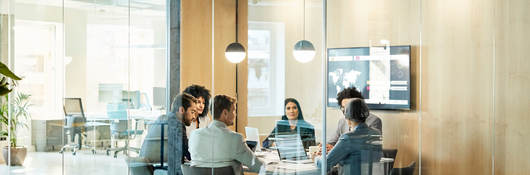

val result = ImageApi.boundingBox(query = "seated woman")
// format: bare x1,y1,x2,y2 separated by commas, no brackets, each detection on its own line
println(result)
262,98,316,149
184,84,212,135
313,98,382,175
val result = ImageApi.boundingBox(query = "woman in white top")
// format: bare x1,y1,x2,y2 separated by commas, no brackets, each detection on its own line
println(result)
184,84,212,135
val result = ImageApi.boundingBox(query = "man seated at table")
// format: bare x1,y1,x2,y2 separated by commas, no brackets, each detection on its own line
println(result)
189,94,264,173
138,93,199,168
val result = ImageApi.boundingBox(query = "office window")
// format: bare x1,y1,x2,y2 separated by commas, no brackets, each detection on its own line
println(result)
247,22,285,117
14,20,65,119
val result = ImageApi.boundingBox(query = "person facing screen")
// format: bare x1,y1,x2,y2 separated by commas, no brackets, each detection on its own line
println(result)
262,98,316,149
313,98,382,175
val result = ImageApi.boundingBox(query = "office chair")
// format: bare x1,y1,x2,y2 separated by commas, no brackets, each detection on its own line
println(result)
383,149,398,174
106,102,144,158
181,163,239,175
59,98,96,155
390,161,416,175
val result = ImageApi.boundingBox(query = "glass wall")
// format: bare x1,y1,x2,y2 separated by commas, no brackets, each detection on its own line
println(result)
0,0,167,174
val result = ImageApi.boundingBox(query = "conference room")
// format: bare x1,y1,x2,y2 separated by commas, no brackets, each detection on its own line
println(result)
0,0,528,175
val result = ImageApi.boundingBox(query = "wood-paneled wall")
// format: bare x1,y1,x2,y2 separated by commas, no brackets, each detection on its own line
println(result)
494,0,530,174
181,0,248,133
421,0,495,174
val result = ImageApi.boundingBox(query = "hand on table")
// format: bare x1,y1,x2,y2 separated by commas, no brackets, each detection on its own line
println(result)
317,143,334,153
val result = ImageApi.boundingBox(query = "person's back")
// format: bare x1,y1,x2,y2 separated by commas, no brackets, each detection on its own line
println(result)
316,98,383,175
189,120,263,172
140,115,169,163
334,123,382,175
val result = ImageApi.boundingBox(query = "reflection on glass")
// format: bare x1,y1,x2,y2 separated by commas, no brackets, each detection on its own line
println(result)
248,22,285,117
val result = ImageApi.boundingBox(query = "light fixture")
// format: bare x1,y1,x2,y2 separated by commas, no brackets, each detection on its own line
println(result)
293,0,315,63
293,40,316,63
225,42,246,63
225,0,246,63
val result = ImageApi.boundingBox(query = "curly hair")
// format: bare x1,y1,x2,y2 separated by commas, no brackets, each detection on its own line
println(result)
183,84,211,118
336,86,363,107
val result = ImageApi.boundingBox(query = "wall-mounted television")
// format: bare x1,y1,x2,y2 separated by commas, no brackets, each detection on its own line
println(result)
327,45,411,110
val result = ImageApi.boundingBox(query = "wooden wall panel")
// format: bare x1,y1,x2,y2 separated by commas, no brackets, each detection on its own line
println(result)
181,0,212,89
494,0,530,174
421,0,495,174
181,0,248,133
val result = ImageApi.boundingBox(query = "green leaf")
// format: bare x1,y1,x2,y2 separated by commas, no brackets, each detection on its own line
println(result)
0,62,22,80
0,86,12,96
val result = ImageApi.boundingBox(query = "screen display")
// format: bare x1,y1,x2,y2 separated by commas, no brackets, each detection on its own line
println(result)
327,45,411,110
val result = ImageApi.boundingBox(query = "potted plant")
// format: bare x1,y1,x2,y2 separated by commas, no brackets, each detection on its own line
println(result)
0,61,25,165
0,93,31,165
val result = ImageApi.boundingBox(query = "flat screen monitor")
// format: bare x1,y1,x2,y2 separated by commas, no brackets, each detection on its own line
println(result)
327,45,411,110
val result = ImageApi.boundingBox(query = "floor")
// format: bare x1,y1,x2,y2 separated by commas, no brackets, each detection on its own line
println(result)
0,150,130,175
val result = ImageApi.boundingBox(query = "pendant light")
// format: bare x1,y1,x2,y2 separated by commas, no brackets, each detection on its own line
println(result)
225,0,246,63
293,0,315,63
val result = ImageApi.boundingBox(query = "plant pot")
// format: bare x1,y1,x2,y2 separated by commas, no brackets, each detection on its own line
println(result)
2,146,27,166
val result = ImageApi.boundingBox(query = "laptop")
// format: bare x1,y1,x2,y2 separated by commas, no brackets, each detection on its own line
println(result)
274,134,313,164
245,127,261,151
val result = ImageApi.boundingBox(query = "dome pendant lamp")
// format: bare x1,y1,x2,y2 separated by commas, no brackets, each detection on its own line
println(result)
225,0,246,63
293,0,315,63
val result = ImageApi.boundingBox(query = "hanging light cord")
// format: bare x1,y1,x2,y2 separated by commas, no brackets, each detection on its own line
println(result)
235,0,239,42
303,0,305,40
235,0,239,131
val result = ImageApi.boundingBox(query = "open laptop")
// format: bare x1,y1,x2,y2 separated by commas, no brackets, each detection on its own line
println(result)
274,134,313,164
245,127,261,151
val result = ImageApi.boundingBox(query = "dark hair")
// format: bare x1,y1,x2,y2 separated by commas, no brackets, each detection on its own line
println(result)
170,93,197,114
183,84,211,118
212,95,236,120
344,98,369,123
281,98,304,120
336,86,363,107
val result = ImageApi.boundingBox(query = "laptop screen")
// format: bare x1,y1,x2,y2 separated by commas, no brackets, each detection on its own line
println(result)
275,134,308,160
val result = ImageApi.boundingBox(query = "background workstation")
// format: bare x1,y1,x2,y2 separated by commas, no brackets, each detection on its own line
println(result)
1,0,530,175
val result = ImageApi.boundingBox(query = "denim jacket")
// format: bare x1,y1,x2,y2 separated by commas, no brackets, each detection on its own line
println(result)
316,122,382,175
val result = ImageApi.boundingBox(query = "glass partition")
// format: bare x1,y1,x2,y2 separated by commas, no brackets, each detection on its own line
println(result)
247,0,324,174
0,0,168,174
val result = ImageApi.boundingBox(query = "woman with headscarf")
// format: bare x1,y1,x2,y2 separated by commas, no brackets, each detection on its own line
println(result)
262,98,316,149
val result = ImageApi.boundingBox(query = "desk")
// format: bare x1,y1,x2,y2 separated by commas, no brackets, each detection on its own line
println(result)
255,150,319,175
254,150,395,175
